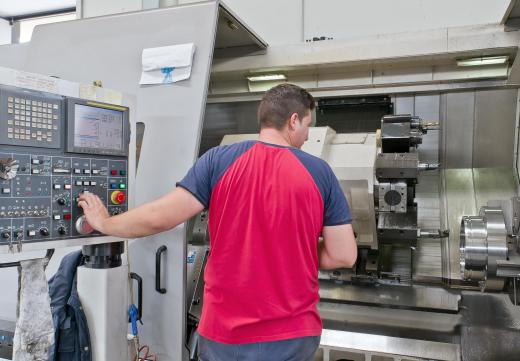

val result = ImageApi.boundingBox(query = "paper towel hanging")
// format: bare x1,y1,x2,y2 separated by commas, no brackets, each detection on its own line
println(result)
140,43,196,85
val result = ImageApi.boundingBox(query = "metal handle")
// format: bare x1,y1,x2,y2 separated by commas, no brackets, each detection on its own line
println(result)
130,272,143,321
155,245,167,294
0,249,54,269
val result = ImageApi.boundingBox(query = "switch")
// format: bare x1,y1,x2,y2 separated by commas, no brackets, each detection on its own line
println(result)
110,183,118,189
92,169,100,175
2,188,10,194
64,213,71,220
53,215,61,220
83,181,90,186
76,181,82,186
110,191,126,205
32,159,41,165
74,169,81,174
54,184,61,189
90,181,97,186
119,184,126,189
111,170,117,176
84,169,91,174
120,170,126,176
27,230,36,237
32,169,40,174
64,184,72,190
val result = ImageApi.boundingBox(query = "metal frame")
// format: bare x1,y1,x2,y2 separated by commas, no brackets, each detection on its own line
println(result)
0,8,76,23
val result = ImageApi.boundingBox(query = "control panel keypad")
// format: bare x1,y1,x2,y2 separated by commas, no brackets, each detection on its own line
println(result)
2,90,62,148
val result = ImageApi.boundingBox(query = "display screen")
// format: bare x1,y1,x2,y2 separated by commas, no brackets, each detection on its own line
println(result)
74,104,124,151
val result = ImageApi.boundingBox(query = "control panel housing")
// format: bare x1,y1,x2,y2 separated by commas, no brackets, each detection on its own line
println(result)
0,84,130,247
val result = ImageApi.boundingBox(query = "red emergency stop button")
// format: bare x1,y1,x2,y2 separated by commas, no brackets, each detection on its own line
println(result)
111,191,126,205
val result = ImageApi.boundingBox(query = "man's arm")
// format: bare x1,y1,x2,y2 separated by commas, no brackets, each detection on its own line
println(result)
77,187,204,238
318,224,357,270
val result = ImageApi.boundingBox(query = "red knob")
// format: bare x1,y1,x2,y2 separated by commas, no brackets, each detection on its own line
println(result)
111,191,126,205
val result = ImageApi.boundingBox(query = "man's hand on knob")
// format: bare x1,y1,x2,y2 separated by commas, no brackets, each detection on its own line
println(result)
78,192,110,233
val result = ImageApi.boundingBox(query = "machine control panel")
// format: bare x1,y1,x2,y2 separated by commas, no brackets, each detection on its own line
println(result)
0,84,130,247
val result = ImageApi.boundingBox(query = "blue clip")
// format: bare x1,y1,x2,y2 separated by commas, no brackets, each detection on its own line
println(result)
128,304,142,336
161,67,175,83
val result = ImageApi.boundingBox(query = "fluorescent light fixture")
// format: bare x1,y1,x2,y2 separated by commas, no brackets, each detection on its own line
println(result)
456,56,509,67
247,74,287,82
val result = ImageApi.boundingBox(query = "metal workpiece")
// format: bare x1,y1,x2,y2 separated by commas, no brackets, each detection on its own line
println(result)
460,205,509,291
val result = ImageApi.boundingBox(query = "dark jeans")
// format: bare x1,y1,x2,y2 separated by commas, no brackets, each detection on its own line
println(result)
198,335,321,361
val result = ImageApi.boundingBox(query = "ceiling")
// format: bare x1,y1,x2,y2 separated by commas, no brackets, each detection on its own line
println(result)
0,0,75,18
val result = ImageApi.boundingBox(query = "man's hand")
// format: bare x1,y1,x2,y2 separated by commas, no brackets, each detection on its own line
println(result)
78,192,110,233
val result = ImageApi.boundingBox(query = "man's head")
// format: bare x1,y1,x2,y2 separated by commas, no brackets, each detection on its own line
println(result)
258,83,315,148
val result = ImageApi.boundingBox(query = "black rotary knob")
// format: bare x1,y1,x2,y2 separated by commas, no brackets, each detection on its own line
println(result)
1,231,10,239
57,198,66,206
39,227,50,236
58,226,67,235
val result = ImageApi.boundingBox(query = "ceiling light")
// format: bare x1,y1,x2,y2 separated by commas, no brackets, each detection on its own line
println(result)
246,74,287,82
456,56,509,67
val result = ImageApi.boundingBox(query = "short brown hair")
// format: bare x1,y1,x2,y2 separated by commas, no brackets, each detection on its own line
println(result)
257,84,315,130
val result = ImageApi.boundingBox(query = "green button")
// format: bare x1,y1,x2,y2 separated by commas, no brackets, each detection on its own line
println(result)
119,184,126,189
120,170,127,176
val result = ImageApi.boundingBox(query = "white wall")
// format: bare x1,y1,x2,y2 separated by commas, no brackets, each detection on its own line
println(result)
79,0,142,18
78,0,512,44
0,18,11,45
304,0,512,41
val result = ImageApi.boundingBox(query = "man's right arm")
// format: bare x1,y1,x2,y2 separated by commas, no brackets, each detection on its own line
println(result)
318,224,357,270
78,187,204,238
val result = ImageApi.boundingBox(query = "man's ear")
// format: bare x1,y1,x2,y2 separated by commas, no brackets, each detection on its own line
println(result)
288,113,299,130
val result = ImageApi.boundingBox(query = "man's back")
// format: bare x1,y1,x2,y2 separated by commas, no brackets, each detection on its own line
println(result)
177,140,351,344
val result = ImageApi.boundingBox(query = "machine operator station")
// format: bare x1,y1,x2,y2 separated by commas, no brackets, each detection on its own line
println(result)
0,1,520,361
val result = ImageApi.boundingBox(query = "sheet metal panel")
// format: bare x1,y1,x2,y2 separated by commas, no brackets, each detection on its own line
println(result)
473,89,517,168
444,92,475,169
443,169,478,281
473,168,518,208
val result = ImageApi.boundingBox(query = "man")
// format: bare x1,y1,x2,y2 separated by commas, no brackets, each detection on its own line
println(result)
78,83,357,361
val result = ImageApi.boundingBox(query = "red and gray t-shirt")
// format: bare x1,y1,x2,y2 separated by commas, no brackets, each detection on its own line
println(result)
177,140,351,344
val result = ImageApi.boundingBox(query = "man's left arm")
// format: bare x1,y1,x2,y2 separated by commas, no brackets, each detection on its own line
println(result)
78,187,204,239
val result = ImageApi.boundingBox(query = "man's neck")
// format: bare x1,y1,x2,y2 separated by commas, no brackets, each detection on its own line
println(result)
258,128,292,147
